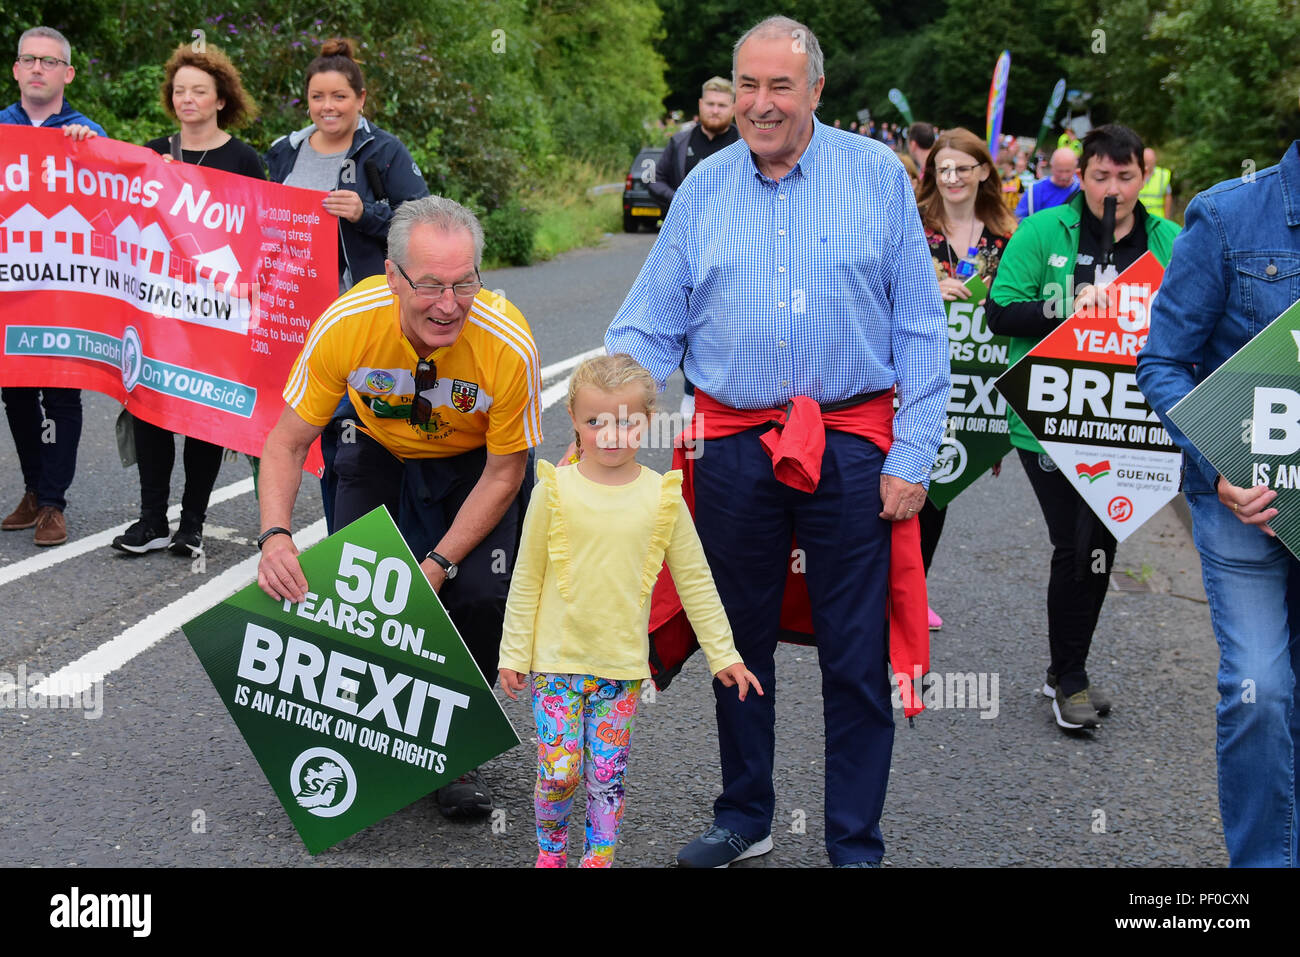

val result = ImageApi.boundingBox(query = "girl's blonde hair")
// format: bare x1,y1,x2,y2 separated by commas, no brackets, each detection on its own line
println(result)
566,354,658,413
566,354,657,449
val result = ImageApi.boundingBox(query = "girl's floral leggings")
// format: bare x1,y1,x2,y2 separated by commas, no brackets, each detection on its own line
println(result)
531,672,642,867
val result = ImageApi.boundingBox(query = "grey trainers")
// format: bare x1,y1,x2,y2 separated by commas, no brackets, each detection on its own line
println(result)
676,824,773,868
1053,688,1102,729
1044,671,1111,715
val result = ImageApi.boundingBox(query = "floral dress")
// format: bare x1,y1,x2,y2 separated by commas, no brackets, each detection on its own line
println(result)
925,224,1009,285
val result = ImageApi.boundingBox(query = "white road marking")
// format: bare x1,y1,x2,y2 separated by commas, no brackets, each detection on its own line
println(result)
0,477,255,589
2,518,328,698
539,346,605,382
540,378,572,411
202,525,252,546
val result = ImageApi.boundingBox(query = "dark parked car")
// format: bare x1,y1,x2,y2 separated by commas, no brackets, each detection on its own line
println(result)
622,146,664,233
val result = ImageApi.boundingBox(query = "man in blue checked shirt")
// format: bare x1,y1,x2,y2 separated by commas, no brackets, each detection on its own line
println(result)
606,14,948,868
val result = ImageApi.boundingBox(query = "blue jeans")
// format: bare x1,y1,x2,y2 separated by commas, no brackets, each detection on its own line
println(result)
1186,492,1300,867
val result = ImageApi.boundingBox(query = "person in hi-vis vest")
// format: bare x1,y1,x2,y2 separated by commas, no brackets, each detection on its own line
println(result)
1139,147,1172,219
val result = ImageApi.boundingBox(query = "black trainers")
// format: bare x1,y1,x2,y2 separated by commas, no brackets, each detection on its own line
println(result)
1044,671,1111,716
676,824,773,868
168,527,203,558
111,517,170,555
436,769,494,818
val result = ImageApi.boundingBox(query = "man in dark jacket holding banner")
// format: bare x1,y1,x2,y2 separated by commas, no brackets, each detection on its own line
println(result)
1,26,104,547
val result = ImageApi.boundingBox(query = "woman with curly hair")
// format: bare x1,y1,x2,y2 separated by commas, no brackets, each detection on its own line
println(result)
111,43,265,558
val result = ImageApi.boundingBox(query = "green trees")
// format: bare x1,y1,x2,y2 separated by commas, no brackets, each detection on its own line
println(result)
1078,0,1300,194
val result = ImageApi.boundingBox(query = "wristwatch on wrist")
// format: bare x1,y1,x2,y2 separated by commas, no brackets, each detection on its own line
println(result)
425,551,458,580
257,527,292,550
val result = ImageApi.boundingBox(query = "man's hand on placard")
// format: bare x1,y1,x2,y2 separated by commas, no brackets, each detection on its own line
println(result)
257,534,308,602
61,124,97,141
880,474,927,521
1216,475,1278,536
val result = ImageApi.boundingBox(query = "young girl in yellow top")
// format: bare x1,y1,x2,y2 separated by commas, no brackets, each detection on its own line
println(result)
498,354,760,867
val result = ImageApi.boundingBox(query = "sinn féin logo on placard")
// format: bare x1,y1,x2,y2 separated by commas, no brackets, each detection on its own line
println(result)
290,747,357,818
450,379,479,413
930,437,968,484
120,325,142,392
364,369,395,394
1075,459,1111,483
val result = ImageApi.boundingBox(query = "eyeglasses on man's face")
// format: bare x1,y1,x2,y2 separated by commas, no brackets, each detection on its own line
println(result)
16,54,68,70
393,261,482,301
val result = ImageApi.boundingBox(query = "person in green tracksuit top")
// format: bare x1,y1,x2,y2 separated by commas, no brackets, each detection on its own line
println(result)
986,124,1181,732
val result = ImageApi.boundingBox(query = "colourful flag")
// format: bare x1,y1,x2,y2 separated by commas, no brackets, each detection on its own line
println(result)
985,51,1012,152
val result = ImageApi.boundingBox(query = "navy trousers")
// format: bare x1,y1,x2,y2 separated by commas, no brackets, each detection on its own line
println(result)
693,426,895,865
2,386,82,511
332,430,529,683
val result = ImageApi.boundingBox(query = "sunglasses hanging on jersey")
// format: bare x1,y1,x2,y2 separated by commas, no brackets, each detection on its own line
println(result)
410,359,437,427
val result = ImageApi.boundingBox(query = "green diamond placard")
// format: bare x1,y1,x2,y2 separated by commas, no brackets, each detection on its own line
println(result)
182,506,520,854
927,274,1014,509
1168,295,1300,558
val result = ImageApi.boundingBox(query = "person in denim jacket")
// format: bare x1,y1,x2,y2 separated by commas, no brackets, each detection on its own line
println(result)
1137,140,1300,868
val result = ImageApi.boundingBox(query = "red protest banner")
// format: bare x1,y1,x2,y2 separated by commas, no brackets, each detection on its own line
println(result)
0,127,336,470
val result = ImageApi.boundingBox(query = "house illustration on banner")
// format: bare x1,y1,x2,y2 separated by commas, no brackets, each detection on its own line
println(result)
47,206,92,255
0,203,242,288
0,203,51,253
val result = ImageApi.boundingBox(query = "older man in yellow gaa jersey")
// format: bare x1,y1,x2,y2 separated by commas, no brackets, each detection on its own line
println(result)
255,196,542,817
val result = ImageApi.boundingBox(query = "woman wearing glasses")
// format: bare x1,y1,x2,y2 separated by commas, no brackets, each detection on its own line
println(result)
111,43,265,558
265,37,429,530
913,127,1017,629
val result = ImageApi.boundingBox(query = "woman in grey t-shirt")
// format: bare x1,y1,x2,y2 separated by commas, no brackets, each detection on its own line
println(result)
265,37,429,294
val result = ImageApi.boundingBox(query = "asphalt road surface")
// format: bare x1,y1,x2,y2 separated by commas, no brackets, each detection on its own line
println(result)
0,231,1228,867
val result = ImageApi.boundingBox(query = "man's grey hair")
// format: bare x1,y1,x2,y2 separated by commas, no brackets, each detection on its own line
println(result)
18,27,71,64
388,196,485,269
732,15,823,90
